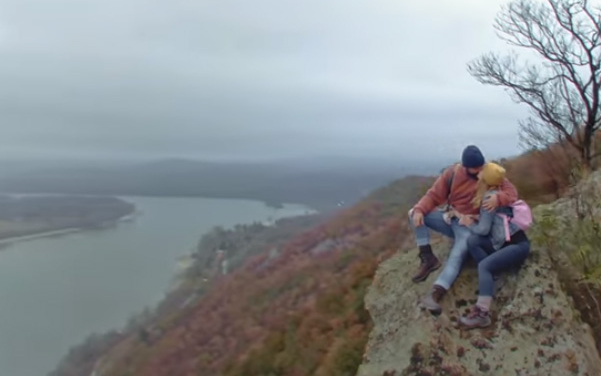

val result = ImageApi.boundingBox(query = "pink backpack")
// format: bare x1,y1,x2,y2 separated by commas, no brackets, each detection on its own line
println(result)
498,200,533,241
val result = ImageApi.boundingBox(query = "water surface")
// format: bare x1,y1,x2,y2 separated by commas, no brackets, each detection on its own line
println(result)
0,196,310,376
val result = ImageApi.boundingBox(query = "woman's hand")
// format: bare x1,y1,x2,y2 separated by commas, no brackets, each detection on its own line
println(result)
459,214,476,226
482,194,499,211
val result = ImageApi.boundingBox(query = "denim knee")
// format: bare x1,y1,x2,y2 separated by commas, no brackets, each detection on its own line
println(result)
467,234,482,249
478,261,489,275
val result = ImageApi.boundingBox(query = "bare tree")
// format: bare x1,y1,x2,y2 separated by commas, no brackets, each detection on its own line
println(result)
468,0,601,172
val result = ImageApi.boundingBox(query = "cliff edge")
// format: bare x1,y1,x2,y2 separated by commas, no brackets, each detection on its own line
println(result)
358,241,601,375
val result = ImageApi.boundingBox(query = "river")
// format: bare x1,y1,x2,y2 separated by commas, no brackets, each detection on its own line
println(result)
0,196,311,376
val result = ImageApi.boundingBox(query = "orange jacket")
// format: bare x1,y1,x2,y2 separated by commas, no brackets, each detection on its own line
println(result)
413,164,518,216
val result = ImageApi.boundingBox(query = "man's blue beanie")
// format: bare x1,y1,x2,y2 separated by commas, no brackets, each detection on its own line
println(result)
461,145,485,168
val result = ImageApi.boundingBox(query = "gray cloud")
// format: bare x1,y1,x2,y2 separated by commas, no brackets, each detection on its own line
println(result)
0,0,527,163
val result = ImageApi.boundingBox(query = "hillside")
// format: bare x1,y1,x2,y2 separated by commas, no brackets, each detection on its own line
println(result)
51,147,592,376
52,174,430,376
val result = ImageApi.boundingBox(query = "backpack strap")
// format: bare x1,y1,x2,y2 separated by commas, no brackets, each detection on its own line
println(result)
446,163,460,199
445,164,460,209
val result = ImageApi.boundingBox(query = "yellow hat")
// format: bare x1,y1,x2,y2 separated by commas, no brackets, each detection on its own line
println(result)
480,162,506,186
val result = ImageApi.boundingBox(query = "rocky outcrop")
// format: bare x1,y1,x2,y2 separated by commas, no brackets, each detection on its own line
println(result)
358,243,601,375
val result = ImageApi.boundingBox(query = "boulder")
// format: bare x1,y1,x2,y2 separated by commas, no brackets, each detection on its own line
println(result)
358,243,601,376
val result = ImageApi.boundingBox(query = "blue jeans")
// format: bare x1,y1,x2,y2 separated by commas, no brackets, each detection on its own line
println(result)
467,234,530,297
409,210,471,290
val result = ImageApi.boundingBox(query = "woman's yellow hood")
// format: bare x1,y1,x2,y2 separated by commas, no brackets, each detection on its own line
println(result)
480,162,506,186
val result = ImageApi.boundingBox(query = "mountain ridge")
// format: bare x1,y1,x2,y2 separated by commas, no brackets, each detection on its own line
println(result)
0,158,424,211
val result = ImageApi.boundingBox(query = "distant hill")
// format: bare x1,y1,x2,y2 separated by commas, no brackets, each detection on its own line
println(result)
0,195,134,240
0,158,428,210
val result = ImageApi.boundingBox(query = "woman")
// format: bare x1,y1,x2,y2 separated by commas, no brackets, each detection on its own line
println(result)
458,162,530,329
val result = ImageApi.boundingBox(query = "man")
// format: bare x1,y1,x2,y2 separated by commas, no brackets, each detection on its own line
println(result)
408,145,518,313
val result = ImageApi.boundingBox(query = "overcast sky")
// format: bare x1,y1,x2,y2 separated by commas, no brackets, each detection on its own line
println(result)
0,0,528,164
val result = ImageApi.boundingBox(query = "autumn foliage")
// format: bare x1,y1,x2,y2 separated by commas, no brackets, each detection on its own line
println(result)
94,176,429,376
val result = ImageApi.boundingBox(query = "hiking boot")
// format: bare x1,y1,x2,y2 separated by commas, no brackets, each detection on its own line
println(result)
420,284,447,315
460,305,492,329
412,245,441,282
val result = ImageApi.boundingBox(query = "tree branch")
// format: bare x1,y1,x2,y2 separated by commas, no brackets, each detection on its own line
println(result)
468,0,601,168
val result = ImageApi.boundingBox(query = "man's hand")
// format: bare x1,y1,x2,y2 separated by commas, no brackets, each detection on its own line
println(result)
482,194,499,211
443,208,456,224
410,209,424,227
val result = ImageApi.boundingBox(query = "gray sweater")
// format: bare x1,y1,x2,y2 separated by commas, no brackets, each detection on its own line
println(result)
469,191,521,250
